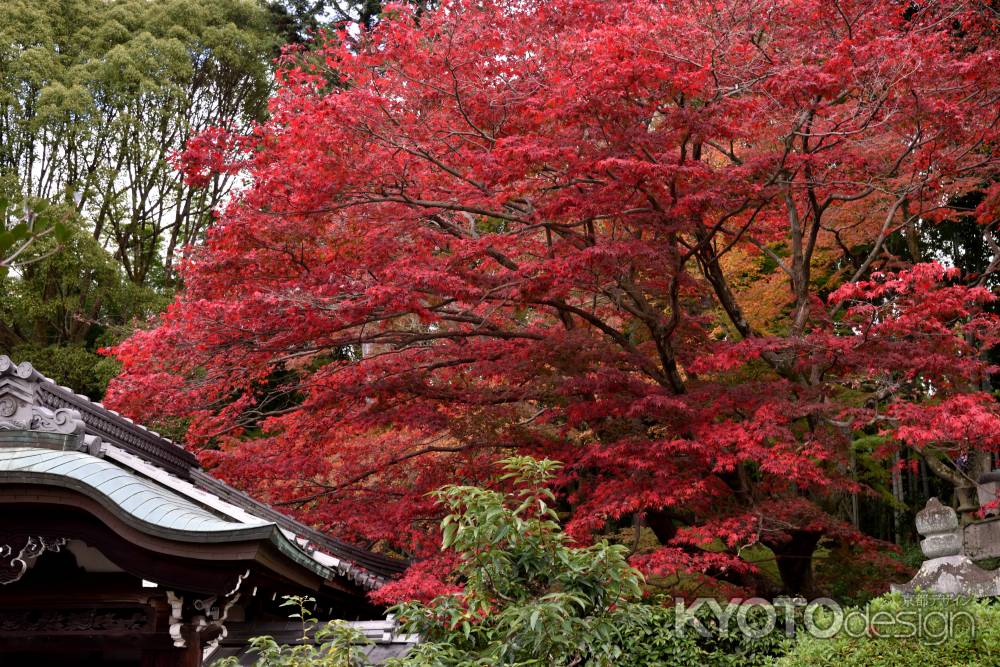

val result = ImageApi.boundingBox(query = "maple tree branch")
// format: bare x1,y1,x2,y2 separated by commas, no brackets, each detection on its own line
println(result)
274,439,474,508
444,56,496,146
693,230,758,341
920,450,980,491
276,406,548,507
846,194,910,284
534,297,680,390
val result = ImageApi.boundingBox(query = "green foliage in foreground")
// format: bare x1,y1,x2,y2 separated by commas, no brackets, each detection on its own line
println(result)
389,457,647,666
231,457,791,666
773,592,1000,667
226,460,1000,667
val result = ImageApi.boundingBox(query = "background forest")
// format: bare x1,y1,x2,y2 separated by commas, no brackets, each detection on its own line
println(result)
2,0,999,611
0,0,418,395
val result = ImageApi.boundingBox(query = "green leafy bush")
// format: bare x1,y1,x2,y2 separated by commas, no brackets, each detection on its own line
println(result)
388,456,649,666
614,601,791,667
774,592,1000,667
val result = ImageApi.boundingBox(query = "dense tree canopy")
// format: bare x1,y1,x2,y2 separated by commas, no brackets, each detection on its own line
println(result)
0,211,165,398
0,0,280,396
108,0,1000,598
0,0,277,283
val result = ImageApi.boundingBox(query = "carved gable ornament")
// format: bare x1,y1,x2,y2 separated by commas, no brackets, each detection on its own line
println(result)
0,356,86,450
0,534,68,585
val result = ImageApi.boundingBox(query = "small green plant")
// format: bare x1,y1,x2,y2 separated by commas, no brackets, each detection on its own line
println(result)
386,456,648,666
217,595,373,667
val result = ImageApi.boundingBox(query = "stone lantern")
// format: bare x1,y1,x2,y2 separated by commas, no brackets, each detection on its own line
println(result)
893,497,1000,597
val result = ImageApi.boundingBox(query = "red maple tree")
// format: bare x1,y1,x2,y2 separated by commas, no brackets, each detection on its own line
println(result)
106,0,1000,599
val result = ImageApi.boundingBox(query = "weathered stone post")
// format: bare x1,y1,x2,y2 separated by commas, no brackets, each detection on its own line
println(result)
977,471,1000,518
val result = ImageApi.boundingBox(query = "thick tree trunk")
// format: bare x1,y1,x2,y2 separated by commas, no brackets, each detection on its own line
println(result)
766,531,821,597
644,509,679,545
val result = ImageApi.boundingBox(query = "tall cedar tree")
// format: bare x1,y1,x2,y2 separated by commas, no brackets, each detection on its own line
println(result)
107,0,1000,599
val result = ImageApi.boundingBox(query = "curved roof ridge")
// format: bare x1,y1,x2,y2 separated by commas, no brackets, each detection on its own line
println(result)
0,446,254,537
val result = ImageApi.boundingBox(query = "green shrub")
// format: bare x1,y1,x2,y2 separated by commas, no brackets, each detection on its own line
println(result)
774,592,1000,667
216,596,373,667
616,601,791,667
388,457,650,666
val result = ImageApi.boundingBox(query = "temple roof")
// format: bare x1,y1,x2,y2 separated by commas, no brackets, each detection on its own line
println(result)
0,355,405,591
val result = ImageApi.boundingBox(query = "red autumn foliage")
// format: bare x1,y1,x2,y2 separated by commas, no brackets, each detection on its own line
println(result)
106,0,1000,599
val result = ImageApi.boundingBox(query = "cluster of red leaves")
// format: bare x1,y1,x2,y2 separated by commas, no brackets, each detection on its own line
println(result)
106,0,1000,599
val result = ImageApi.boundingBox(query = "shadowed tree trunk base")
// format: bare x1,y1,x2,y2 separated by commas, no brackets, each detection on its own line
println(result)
766,530,821,597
